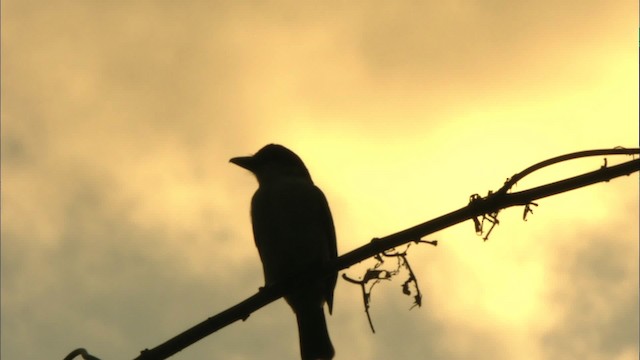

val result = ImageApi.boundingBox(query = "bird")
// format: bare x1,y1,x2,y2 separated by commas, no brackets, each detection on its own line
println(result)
230,144,337,360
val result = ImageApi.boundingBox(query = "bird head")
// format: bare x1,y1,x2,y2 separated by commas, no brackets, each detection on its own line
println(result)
230,144,313,184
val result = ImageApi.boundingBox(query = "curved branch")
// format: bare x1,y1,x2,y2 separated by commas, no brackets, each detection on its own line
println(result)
496,147,637,195
64,348,101,360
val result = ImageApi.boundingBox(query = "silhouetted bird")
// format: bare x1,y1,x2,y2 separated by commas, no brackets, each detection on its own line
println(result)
231,144,337,360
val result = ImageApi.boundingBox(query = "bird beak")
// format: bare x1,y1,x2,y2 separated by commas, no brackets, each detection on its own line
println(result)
229,156,255,171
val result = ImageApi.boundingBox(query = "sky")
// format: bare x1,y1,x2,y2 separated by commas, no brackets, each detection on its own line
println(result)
1,1,638,359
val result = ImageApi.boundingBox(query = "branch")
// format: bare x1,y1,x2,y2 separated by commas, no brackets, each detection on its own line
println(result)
337,155,639,269
125,150,639,359
496,147,638,195
64,348,101,360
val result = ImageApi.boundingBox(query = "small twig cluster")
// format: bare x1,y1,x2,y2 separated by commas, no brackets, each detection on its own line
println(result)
343,239,437,332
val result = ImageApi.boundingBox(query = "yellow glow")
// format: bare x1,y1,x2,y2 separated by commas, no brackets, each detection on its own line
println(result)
2,1,637,359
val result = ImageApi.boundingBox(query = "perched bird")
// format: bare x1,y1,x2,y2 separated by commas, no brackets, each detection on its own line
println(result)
230,144,337,360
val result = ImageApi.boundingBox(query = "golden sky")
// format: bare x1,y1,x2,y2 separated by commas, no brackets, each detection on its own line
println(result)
2,1,638,359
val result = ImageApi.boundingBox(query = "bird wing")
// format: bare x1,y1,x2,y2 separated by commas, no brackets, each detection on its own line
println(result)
311,185,338,314
251,180,338,311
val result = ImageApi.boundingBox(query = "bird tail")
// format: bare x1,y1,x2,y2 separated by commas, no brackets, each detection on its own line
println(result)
295,306,334,360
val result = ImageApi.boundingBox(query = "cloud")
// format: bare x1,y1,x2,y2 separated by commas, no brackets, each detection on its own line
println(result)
541,217,639,360
2,0,637,359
